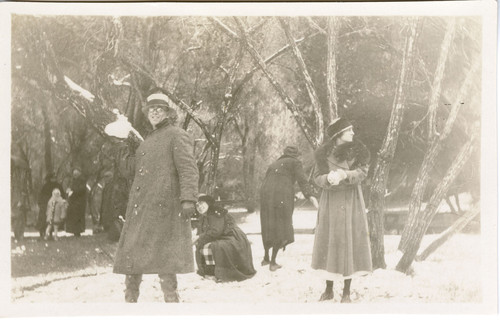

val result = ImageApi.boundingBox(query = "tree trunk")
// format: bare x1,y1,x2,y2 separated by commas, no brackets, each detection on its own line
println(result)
428,18,456,142
278,17,324,144
396,127,479,273
41,98,53,174
367,17,419,270
416,203,479,262
326,16,340,124
399,58,480,253
243,139,257,212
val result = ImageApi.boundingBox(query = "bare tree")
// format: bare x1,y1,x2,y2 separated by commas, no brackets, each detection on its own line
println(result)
396,124,479,272
326,16,340,123
367,17,420,269
427,18,457,142
399,58,480,253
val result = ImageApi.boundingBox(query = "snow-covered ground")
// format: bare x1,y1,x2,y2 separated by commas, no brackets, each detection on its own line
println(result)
11,209,481,304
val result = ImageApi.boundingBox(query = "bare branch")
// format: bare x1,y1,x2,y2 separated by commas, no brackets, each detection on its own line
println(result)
232,17,317,147
278,17,323,144
306,17,327,35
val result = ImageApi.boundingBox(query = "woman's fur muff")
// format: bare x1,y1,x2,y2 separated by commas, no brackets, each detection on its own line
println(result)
314,138,371,175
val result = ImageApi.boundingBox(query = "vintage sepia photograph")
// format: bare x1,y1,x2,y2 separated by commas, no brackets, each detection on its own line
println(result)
1,0,497,316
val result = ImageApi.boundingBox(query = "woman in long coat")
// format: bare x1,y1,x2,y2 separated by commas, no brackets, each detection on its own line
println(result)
194,195,256,282
312,118,372,303
112,88,199,303
65,168,87,237
260,146,316,271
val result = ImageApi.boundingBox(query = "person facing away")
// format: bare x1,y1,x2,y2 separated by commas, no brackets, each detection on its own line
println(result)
311,117,372,303
45,188,68,241
112,87,199,303
65,167,87,237
100,171,129,242
37,173,64,239
193,194,256,282
259,146,317,271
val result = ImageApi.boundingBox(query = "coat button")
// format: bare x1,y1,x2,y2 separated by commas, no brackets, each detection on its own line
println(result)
134,204,138,208
136,186,140,191
141,152,146,156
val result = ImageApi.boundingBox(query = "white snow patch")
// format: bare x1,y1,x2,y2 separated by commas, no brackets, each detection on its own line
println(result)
64,76,95,102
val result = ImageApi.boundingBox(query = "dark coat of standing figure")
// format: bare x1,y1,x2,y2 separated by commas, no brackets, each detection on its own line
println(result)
194,195,256,282
65,168,87,236
112,88,199,303
37,173,64,238
100,174,129,241
312,118,372,303
259,146,316,271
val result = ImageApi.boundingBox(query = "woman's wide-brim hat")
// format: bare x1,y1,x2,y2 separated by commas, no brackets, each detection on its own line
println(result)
283,146,301,158
141,91,178,116
326,117,353,139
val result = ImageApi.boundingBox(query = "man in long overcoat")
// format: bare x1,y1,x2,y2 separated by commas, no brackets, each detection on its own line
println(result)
259,146,317,271
113,87,199,303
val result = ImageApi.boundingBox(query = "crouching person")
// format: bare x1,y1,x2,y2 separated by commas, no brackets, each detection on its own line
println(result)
194,195,256,282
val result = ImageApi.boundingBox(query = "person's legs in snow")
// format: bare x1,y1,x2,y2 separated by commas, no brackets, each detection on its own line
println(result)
262,246,270,266
269,246,282,271
319,280,334,301
341,278,352,303
159,273,179,303
124,274,142,303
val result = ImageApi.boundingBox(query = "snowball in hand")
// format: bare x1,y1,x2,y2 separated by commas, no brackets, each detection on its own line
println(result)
105,110,133,139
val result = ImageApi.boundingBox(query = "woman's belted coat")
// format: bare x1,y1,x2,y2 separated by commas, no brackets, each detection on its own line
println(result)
113,122,199,275
311,140,372,279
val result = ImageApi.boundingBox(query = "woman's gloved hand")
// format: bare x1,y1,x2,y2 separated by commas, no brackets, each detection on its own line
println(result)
180,201,196,222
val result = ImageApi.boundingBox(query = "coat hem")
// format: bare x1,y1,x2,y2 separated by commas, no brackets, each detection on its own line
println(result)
311,267,371,281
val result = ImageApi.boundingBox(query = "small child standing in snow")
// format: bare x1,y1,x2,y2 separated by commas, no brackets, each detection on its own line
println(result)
45,188,68,241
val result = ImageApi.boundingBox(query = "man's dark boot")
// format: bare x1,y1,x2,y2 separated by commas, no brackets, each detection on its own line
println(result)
124,274,142,303
159,273,179,303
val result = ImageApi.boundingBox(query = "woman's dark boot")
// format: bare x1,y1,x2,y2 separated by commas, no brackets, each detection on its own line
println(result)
341,279,352,303
319,280,334,301
124,274,142,303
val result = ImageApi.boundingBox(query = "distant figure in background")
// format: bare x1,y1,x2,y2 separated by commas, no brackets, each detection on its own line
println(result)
312,118,372,303
45,189,68,241
259,146,318,271
100,172,129,242
65,167,87,237
37,173,64,239
12,191,29,242
193,195,256,282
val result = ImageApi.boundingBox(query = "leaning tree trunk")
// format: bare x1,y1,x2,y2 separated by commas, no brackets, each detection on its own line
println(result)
396,127,479,273
399,58,480,253
367,17,419,269
326,16,340,124
416,202,479,262
428,18,456,142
